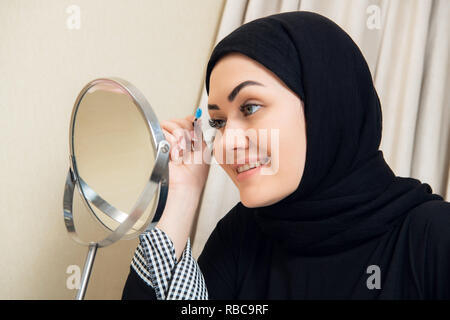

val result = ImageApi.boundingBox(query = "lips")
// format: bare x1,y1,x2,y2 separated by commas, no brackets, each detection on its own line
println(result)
231,156,271,174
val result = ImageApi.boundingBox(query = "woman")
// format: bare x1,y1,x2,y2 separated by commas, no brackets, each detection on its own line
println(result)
122,11,450,300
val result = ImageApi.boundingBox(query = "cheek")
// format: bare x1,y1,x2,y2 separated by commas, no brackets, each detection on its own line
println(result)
274,115,307,190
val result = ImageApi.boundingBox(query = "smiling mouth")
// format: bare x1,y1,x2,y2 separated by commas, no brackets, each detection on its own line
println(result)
235,157,271,174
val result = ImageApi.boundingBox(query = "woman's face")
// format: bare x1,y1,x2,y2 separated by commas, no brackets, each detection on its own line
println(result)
207,52,307,208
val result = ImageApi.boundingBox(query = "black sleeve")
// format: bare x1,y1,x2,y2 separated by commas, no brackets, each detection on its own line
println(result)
197,206,242,300
422,200,450,299
409,199,450,299
122,266,157,300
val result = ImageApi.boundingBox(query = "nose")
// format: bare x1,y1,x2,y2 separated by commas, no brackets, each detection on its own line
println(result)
215,120,254,165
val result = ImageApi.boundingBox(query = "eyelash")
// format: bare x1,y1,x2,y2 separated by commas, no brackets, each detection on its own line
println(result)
208,103,262,129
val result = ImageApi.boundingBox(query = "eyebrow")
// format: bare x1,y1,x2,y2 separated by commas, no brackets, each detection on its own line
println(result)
208,80,264,110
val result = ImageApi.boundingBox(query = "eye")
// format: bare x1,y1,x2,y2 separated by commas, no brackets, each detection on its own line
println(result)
208,103,263,129
208,118,226,129
240,103,262,116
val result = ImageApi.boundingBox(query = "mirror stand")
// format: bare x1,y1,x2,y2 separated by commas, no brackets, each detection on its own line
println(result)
76,243,98,300
63,77,170,300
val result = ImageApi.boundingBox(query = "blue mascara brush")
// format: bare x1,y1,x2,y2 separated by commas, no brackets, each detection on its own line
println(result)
192,107,202,126
191,106,215,156
191,107,202,150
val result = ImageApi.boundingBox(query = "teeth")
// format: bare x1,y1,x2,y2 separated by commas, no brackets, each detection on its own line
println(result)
237,157,270,174
237,162,260,173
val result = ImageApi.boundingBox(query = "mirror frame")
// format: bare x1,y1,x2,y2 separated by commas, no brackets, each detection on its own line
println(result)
64,77,170,246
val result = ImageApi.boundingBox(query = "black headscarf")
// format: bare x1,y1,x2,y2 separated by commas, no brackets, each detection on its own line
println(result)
205,11,443,256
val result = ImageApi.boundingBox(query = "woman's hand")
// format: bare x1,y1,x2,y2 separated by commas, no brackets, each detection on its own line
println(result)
156,114,212,261
160,114,211,195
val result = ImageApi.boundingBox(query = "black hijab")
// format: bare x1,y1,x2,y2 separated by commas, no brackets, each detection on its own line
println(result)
205,11,443,256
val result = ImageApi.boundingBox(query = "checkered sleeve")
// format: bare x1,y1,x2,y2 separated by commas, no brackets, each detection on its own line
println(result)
130,226,208,300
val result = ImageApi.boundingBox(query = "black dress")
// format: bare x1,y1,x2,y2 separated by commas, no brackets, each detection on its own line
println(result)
122,198,450,299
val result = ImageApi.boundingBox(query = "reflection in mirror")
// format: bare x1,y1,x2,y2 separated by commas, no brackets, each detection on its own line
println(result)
72,81,157,236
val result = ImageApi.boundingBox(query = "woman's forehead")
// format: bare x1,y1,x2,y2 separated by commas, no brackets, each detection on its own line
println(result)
209,63,284,99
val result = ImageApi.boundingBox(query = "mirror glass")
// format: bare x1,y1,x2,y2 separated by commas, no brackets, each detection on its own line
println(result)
71,81,157,236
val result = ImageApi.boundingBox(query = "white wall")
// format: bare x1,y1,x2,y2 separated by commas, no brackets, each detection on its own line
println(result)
0,0,224,299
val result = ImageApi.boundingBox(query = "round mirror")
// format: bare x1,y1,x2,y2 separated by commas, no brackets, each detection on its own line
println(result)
63,77,170,299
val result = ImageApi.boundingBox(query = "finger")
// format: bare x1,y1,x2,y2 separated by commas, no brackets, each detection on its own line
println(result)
162,128,177,146
172,117,195,130
165,119,193,151
185,114,196,123
160,120,181,134
161,120,188,148
171,118,195,149
162,128,182,162
161,120,188,139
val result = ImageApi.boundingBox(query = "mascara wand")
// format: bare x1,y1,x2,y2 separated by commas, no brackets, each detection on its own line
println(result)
191,107,202,151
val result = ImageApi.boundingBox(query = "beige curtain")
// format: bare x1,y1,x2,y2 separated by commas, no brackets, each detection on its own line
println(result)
192,0,450,258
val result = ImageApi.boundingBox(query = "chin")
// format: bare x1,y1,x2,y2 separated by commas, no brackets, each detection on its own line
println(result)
240,198,259,208
240,194,272,208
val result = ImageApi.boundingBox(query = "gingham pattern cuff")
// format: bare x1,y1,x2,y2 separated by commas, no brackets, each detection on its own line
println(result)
130,227,208,300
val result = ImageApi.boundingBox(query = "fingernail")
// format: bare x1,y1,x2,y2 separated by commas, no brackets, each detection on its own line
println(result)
180,138,186,151
193,119,202,141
